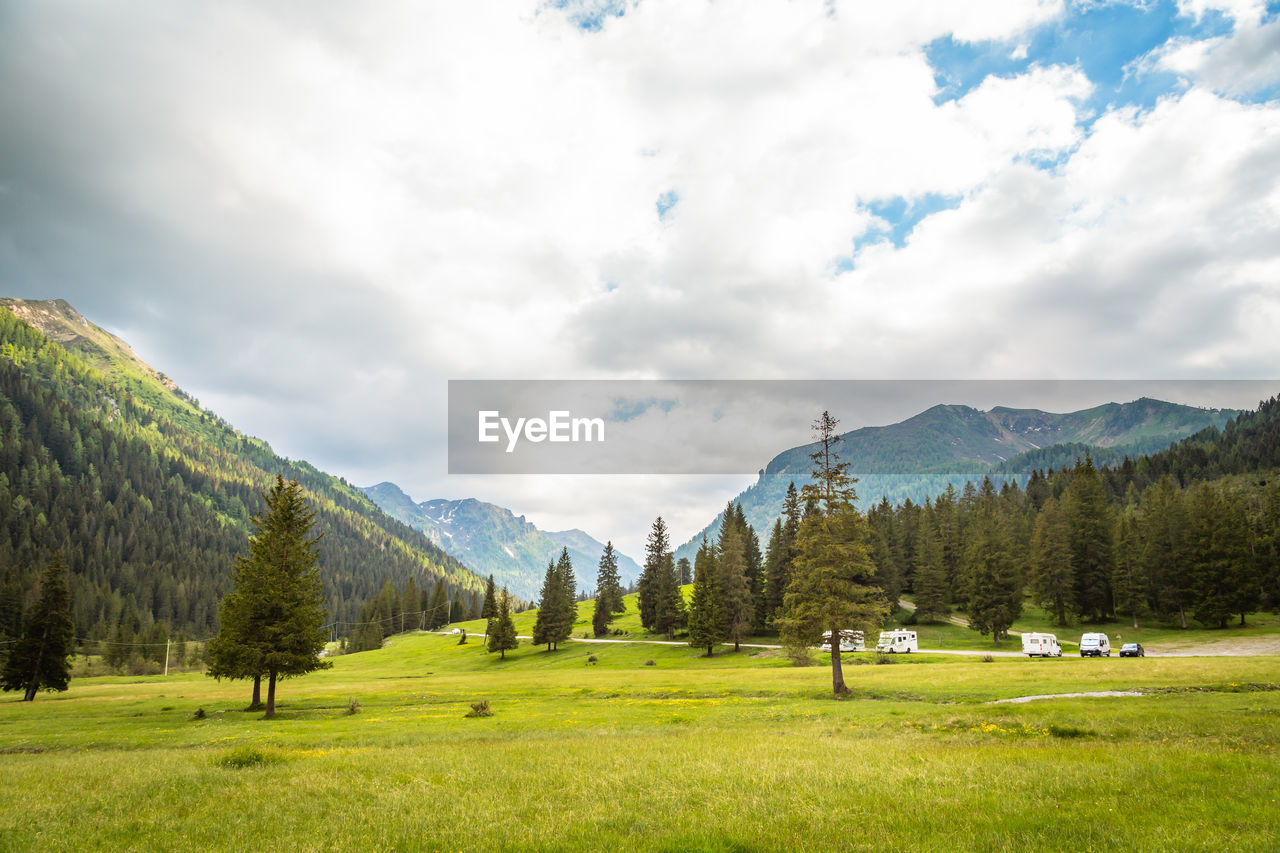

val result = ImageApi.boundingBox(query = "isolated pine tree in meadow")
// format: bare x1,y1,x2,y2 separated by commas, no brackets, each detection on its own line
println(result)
778,412,887,696
1,554,74,701
687,537,726,656
488,588,518,659
206,476,331,717
592,542,625,636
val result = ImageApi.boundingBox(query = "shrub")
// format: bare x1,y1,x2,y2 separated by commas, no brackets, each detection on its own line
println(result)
465,700,493,718
586,655,598,665
874,653,895,665
644,660,656,667
192,707,206,720
214,746,286,769
345,697,361,716
980,654,995,663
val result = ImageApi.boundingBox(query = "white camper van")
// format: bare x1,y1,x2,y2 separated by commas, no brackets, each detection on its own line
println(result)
1022,632,1062,657
1079,632,1111,657
875,629,918,654
821,630,865,653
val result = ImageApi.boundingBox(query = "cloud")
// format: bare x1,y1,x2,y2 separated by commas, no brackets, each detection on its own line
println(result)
1,0,1277,554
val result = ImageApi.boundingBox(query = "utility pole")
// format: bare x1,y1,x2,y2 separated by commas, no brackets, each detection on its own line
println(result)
163,638,171,676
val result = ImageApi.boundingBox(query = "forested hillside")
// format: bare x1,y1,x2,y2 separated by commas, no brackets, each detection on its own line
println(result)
0,300,485,652
676,398,1240,562
858,398,1280,634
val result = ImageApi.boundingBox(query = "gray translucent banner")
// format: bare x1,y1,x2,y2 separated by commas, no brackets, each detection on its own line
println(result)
448,379,1277,475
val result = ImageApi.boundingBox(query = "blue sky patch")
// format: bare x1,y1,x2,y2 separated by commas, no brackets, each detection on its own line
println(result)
860,193,963,250
926,0,1236,115
656,189,679,222
544,0,630,32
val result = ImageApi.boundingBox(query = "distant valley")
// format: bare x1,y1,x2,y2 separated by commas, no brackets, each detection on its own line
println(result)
362,482,642,601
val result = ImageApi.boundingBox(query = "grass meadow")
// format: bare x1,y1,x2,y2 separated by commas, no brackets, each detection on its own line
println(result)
2,619,1278,852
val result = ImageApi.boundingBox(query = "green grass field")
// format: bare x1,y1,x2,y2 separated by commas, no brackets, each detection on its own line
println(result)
3,615,1279,852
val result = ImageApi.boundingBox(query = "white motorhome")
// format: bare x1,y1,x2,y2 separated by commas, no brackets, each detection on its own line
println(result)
876,629,918,654
1079,632,1111,657
1022,632,1062,657
821,630,865,653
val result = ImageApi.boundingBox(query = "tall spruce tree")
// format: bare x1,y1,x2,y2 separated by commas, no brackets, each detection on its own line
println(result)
555,548,577,645
912,520,949,624
637,517,670,631
532,560,561,651
481,574,498,640
761,482,801,631
592,542,625,636
1112,507,1149,630
1029,496,1075,627
963,478,1022,645
717,506,754,652
1140,476,1191,628
1064,456,1115,622
777,412,887,696
687,537,726,656
488,587,518,659
206,476,331,717
1,554,74,701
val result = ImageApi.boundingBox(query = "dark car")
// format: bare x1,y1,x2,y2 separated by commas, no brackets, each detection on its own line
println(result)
1119,642,1145,657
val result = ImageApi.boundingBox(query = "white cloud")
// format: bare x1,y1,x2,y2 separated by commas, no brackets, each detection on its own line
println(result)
2,0,1277,551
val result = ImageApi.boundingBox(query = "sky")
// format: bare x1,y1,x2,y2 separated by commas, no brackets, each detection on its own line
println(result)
2,0,1279,561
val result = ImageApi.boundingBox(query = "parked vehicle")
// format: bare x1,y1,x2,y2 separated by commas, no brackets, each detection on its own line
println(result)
1119,642,1145,657
875,629,918,654
1021,632,1062,657
1079,632,1111,657
821,630,865,653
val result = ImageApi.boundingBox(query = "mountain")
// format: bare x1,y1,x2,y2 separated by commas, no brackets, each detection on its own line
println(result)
0,298,486,642
361,482,642,601
675,397,1242,561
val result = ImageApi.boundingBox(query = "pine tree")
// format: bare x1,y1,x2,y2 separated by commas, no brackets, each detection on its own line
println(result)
1029,497,1074,627
717,506,754,652
206,476,331,717
687,538,725,655
777,412,887,695
676,557,692,586
1,554,74,701
1064,456,1115,622
554,548,577,647
488,587,518,659
1140,476,1191,628
1112,508,1148,629
761,483,800,630
400,577,420,633
592,542,625,636
912,519,949,623
637,517,669,631
481,575,498,639
964,478,1022,645
532,560,561,651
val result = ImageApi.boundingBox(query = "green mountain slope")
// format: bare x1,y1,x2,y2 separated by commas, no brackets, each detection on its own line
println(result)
675,398,1241,561
361,482,642,601
0,298,485,641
